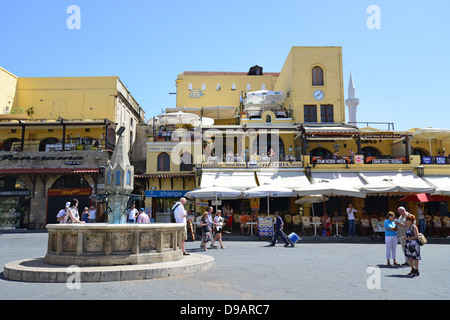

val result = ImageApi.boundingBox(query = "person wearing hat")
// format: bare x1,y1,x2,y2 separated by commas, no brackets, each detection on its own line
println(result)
269,212,293,247
137,208,150,223
88,206,96,223
56,202,71,224
395,206,411,266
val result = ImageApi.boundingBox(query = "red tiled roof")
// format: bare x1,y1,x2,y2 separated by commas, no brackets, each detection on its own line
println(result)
0,168,99,175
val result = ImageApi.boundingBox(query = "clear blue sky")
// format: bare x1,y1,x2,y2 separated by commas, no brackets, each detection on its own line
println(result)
1,0,449,130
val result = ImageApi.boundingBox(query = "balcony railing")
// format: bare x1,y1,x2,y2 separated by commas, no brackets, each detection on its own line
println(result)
4,138,114,153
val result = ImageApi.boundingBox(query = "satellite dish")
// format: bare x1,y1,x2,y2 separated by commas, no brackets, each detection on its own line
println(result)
116,126,126,136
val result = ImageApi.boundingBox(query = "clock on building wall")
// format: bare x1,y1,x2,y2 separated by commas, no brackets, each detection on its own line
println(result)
313,89,324,101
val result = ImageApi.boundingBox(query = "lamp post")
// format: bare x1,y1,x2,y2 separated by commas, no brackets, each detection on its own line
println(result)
416,165,425,177
305,165,312,178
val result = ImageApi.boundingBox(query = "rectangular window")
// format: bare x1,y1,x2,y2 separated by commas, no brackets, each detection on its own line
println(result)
304,105,317,123
320,104,334,123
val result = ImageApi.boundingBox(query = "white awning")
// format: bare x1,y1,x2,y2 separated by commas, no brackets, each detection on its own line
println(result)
358,171,435,194
200,171,257,191
256,171,311,189
421,176,450,195
295,172,366,198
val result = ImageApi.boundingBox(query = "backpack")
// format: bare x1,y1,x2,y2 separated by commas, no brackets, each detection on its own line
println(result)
170,203,181,223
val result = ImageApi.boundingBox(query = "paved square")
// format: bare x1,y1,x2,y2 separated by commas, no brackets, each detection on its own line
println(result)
0,233,449,300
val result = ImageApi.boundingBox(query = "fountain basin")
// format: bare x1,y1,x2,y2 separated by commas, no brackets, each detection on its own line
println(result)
44,223,184,266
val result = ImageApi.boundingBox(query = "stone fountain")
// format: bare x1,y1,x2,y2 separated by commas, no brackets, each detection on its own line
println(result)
3,127,214,282
103,126,134,224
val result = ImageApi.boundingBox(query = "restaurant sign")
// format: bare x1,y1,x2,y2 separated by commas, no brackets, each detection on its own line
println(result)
315,158,348,164
371,158,403,164
47,188,92,197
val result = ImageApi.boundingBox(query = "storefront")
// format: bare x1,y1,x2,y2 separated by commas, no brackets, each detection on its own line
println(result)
145,190,195,222
0,176,31,229
0,190,31,229
46,188,94,224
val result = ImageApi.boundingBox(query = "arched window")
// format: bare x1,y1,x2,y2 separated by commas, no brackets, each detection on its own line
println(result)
312,66,324,86
157,153,171,171
39,137,59,152
52,175,90,189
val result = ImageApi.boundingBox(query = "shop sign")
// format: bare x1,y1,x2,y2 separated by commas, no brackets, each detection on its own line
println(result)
0,154,84,161
355,155,364,164
259,162,303,168
148,145,177,153
145,190,188,198
371,159,403,164
422,156,447,164
0,191,31,196
315,158,348,164
201,162,247,168
48,188,92,196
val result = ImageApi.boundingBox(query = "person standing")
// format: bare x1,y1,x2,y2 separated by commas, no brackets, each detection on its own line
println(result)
88,206,96,223
213,210,226,249
65,199,84,224
384,211,399,266
200,211,212,251
56,202,71,224
417,203,426,234
137,208,150,223
395,206,410,266
127,203,138,223
206,206,218,248
173,198,190,256
269,212,293,247
82,207,89,223
346,203,357,237
403,215,421,276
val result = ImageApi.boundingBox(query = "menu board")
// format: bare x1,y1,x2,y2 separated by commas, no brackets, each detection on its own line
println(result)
258,217,273,237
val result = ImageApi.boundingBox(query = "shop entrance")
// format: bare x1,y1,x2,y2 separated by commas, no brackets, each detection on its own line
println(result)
46,188,92,224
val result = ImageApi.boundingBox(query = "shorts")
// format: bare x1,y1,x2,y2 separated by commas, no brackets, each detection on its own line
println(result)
181,225,187,241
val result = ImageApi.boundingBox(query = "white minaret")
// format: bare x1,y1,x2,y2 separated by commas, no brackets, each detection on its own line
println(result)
345,72,360,125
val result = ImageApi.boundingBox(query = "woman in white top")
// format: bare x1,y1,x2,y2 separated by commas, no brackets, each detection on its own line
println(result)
417,203,426,234
65,199,85,224
347,203,357,237
213,210,226,249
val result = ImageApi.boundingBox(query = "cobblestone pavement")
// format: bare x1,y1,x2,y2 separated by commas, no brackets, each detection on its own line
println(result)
0,233,449,300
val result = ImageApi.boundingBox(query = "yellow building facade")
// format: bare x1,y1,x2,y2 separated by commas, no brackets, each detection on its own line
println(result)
145,46,450,229
0,67,145,229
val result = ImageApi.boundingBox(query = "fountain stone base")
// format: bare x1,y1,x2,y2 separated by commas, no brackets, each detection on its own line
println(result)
44,223,184,266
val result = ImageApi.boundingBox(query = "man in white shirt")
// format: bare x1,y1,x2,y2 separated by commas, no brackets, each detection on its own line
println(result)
127,203,138,223
173,197,190,256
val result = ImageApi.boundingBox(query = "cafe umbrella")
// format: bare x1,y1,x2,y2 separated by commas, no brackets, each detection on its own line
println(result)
243,184,296,216
185,186,242,212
